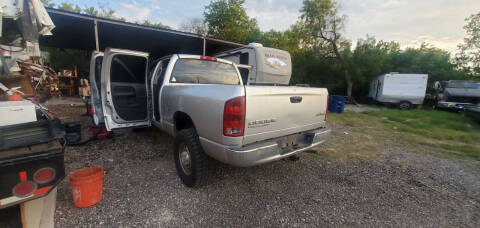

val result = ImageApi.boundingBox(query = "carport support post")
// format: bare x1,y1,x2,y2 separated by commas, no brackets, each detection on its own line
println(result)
94,20,99,51
202,37,206,56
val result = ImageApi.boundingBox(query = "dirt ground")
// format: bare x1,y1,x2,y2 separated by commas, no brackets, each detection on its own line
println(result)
46,104,480,227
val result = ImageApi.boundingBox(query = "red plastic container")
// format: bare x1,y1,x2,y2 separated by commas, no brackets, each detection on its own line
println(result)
69,167,104,208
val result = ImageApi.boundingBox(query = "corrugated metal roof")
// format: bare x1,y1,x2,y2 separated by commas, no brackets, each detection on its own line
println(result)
39,7,244,58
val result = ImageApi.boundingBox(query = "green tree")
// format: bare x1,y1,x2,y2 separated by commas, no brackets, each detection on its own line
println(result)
83,5,122,20
299,0,354,97
456,12,480,78
348,36,400,95
83,6,99,16
260,27,303,55
141,20,170,29
390,43,467,85
180,18,208,35
57,2,82,13
204,0,261,43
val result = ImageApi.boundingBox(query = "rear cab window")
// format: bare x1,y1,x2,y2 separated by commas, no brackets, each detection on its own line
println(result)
170,58,240,85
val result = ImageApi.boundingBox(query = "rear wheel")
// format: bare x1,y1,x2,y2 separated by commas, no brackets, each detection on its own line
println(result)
398,101,412,110
173,128,209,187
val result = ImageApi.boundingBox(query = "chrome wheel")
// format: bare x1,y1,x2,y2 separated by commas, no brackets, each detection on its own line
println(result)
178,143,192,175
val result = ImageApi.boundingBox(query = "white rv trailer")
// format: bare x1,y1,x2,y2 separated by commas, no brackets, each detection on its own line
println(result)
214,43,292,85
368,73,428,110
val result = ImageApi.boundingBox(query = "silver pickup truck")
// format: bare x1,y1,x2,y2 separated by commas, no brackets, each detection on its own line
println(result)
89,46,330,187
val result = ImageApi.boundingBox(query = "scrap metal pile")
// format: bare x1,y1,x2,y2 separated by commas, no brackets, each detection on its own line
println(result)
0,60,61,101
18,61,61,98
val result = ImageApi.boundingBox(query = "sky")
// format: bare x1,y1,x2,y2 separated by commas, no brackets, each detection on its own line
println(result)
51,0,480,53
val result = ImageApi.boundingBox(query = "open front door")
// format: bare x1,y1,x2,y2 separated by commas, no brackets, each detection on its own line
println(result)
100,48,150,131
89,51,104,126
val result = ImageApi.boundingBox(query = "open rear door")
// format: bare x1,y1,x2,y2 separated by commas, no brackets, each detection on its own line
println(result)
89,51,104,126
100,48,150,131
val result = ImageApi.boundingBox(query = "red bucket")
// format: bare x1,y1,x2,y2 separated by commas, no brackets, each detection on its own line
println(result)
69,167,104,208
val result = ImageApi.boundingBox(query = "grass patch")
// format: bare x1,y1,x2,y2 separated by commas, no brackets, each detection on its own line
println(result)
366,109,480,143
437,144,480,161
327,109,480,161
312,111,391,161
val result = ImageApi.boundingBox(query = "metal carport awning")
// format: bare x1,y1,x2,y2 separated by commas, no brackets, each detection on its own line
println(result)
39,8,244,58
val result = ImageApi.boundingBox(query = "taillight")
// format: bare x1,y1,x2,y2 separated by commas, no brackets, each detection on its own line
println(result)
13,181,37,197
223,97,245,137
200,56,217,62
34,168,56,184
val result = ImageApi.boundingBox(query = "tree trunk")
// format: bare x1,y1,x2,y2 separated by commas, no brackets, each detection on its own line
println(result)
330,40,353,98
345,69,353,97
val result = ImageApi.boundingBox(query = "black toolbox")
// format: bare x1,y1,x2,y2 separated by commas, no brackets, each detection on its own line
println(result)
0,118,65,151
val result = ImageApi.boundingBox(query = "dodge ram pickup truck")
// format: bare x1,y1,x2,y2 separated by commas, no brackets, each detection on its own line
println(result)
90,47,330,187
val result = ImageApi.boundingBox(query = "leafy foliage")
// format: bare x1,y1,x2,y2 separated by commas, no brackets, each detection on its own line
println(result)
298,0,354,96
204,0,261,43
456,12,480,78
180,18,208,35
41,47,90,75
141,20,170,29
347,37,399,95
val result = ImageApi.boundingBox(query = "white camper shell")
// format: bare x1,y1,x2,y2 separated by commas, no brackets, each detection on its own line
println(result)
369,73,428,109
214,43,292,85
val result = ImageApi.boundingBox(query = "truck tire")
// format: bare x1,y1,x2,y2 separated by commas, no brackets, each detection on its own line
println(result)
173,128,209,187
398,101,412,110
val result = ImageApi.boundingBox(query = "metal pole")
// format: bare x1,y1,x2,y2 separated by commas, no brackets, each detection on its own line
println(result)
202,37,206,56
94,20,99,51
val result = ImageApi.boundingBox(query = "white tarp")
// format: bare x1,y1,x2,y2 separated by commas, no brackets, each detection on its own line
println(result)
30,0,54,35
0,0,24,19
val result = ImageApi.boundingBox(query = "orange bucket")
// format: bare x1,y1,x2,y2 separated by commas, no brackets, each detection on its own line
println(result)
69,167,104,208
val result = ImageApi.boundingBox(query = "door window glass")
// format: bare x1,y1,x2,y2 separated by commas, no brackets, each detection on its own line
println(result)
240,52,249,64
111,55,147,83
170,59,239,85
109,54,148,121
238,67,249,84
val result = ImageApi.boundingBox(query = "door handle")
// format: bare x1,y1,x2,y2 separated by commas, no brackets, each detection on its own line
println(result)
290,96,302,103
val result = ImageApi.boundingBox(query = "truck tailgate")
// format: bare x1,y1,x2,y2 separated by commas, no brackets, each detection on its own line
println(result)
243,86,328,145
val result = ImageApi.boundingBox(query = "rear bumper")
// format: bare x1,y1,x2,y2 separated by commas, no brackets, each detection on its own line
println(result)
200,127,330,167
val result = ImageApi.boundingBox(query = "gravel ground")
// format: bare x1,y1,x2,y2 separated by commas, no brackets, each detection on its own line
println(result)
46,104,480,227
